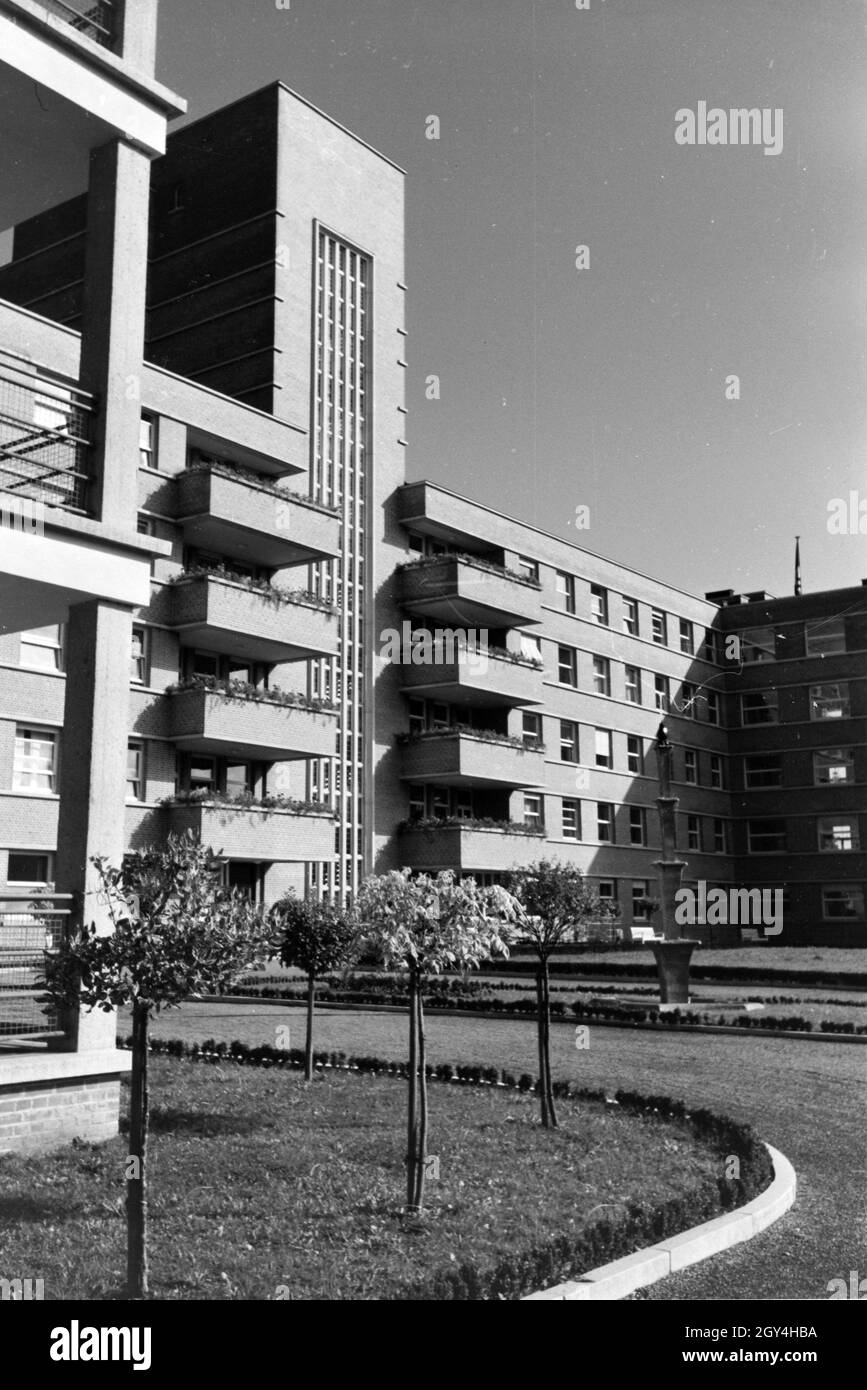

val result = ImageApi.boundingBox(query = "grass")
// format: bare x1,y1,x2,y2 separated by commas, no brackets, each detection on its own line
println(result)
0,1056,732,1301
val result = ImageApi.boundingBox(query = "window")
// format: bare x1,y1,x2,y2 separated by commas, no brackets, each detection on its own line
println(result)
188,757,217,793
597,803,615,842
430,702,450,730
699,629,718,663
560,720,579,762
710,755,723,790
19,624,63,672
6,852,52,886
590,585,609,626
680,682,696,717
679,619,694,655
627,736,643,775
139,415,156,469
625,665,641,704
651,609,667,645
522,711,543,748
747,819,787,854
431,788,450,820
557,645,578,687
741,691,778,726
654,675,669,712
810,684,850,721
562,799,580,841
408,699,426,738
225,762,251,798
740,627,776,663
523,794,543,829
408,784,425,821
744,755,782,789
454,790,473,820
594,728,612,768
686,815,701,851
623,598,639,636
598,880,617,912
632,881,652,920
13,726,57,793
805,618,846,658
706,691,720,725
556,571,576,615
822,885,865,921
517,556,539,583
520,632,542,664
814,749,855,785
629,807,646,845
407,532,425,555
684,750,698,785
818,818,860,853
126,742,144,800
712,819,726,854
131,627,149,685
592,656,611,697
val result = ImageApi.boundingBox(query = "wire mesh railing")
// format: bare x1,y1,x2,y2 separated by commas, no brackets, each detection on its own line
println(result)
40,0,119,50
0,893,72,1043
0,352,93,513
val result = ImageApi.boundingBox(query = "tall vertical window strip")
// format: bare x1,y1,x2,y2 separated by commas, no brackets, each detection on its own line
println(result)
309,231,370,904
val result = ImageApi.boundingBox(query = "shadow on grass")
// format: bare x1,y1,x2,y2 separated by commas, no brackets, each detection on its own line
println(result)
0,1193,82,1224
137,1108,271,1137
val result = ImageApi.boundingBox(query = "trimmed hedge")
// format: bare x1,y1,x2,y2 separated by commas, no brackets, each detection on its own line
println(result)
120,1034,774,1301
479,958,867,989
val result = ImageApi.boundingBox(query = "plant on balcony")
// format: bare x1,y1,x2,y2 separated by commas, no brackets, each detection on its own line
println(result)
396,816,546,836
183,458,339,515
164,674,338,714
41,832,271,1300
507,860,620,1130
167,564,339,615
485,644,544,669
396,724,544,752
355,869,522,1214
163,789,335,816
396,551,541,588
269,896,358,1081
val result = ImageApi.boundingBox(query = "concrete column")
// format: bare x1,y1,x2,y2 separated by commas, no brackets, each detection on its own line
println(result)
117,0,159,76
79,138,152,532
55,599,133,1053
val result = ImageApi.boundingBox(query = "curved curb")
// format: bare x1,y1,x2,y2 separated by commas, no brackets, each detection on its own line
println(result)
522,1142,796,1301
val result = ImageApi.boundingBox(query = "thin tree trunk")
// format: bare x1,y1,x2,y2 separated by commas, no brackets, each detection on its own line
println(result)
541,959,558,1129
305,968,316,1082
535,963,549,1127
413,988,428,1212
406,965,419,1210
127,1000,149,1298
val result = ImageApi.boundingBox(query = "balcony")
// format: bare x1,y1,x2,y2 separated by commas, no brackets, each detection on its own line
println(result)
173,466,340,569
398,555,542,629
401,646,542,707
399,729,545,789
164,573,339,663
167,683,338,762
0,891,70,1045
165,801,336,863
0,349,92,513
397,821,545,873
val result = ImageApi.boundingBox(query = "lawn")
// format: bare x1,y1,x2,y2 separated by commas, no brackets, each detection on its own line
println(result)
0,1056,742,1301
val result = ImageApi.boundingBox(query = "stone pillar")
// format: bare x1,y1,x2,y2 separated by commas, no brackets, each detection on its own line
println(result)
78,137,152,531
54,599,134,1053
117,0,159,76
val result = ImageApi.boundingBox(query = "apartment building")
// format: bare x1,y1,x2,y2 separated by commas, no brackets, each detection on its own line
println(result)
0,12,863,1155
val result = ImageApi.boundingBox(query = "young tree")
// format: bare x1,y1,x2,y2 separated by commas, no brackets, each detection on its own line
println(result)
356,868,522,1214
42,832,270,1299
508,859,618,1129
269,895,358,1081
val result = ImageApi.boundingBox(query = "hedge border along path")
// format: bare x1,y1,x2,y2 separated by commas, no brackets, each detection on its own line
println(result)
121,1035,779,1303
524,1144,795,1300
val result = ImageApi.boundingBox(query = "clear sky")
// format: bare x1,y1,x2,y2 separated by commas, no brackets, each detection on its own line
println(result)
156,0,867,601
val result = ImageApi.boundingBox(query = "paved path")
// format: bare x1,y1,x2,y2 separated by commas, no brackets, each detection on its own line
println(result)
144,1003,867,1302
